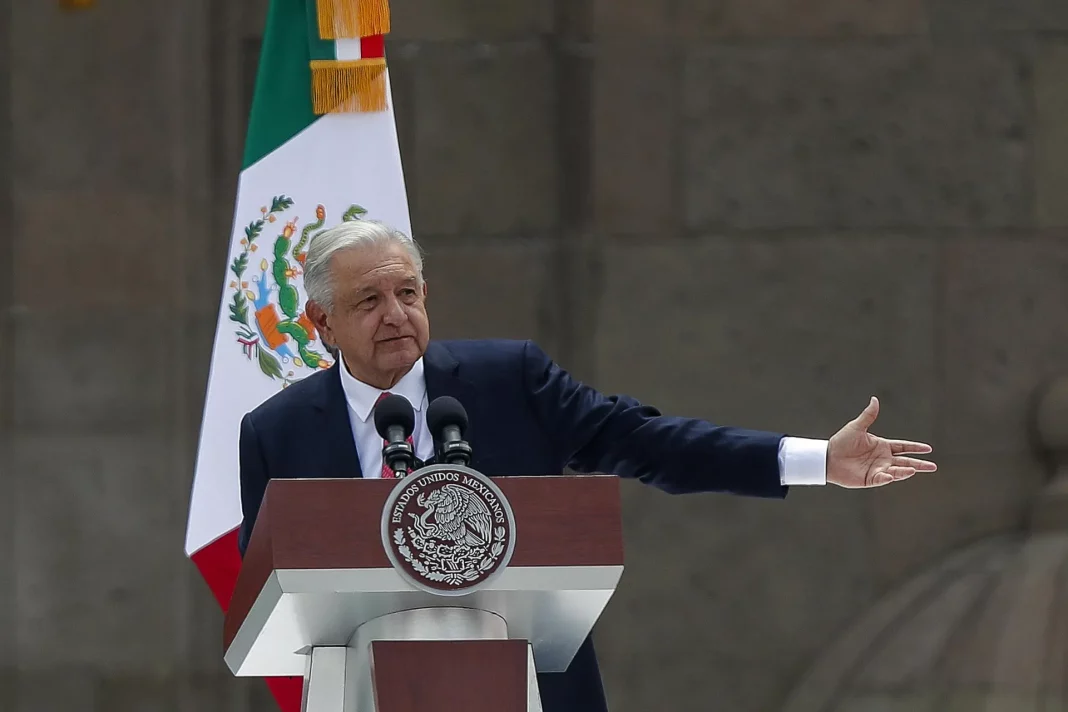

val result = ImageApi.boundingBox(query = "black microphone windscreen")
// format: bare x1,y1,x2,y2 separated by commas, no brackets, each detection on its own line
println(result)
426,396,469,437
373,393,416,440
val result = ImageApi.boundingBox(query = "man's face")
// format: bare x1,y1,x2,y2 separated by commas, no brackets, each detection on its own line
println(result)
308,242,429,388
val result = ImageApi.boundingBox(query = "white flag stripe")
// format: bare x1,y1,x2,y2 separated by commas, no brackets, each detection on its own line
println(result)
335,39,363,61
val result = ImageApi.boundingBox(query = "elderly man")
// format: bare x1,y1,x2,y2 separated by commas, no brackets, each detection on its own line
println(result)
237,219,935,712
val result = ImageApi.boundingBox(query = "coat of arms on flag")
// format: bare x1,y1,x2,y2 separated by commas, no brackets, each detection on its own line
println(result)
227,197,367,385
184,1,411,709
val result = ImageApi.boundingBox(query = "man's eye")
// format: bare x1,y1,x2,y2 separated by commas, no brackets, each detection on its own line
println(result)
360,296,378,308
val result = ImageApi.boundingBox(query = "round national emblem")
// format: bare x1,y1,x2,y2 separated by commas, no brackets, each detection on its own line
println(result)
381,465,516,596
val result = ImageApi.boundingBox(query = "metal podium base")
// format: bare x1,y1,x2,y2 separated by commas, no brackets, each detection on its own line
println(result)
300,607,544,712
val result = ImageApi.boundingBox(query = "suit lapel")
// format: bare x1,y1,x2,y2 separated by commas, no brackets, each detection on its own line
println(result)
312,363,363,478
423,342,480,465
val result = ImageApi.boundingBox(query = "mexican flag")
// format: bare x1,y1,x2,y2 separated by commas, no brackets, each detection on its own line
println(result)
183,0,409,708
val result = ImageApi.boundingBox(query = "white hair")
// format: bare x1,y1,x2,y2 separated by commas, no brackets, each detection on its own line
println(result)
303,219,423,312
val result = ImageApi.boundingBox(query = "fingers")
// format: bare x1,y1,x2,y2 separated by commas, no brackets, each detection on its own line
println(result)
886,466,917,481
870,459,936,487
871,467,915,486
892,456,937,472
889,440,933,455
850,396,880,430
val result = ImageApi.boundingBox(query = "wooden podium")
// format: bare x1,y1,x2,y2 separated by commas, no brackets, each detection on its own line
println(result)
223,468,624,712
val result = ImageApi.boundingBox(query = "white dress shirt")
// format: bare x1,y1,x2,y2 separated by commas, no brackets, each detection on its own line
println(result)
338,355,435,479
338,356,826,485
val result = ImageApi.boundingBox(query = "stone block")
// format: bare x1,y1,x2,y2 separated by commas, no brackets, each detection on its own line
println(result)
590,0,671,37
13,189,180,309
682,42,1032,229
15,669,97,712
836,694,939,712
14,435,190,672
592,236,938,440
591,44,682,235
12,672,275,712
1030,476,1068,532
928,0,1068,32
180,309,217,441
557,0,593,39
866,450,1041,588
0,431,12,669
595,481,875,683
11,308,174,433
381,44,418,222
418,236,559,347
0,671,12,712
182,576,232,674
237,0,270,37
390,0,551,40
184,227,230,325
408,43,558,237
674,0,927,38
588,0,926,38
554,51,593,227
11,2,178,191
95,675,180,712
0,310,11,426
202,6,256,252
601,652,789,712
940,236,1068,456
1035,42,1068,227
95,673,276,712
0,0,8,249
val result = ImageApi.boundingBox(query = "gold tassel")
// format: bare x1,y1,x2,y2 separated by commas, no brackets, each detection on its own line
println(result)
310,58,388,114
317,0,390,39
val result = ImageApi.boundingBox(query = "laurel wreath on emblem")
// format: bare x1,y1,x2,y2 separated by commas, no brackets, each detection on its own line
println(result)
227,195,367,387
393,526,507,586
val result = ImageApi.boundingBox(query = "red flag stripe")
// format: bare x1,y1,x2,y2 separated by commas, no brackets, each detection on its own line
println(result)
360,34,385,59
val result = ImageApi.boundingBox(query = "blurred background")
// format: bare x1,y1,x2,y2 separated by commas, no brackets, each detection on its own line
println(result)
4,0,1068,710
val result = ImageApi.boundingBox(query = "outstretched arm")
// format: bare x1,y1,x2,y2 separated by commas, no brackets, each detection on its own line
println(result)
521,341,788,499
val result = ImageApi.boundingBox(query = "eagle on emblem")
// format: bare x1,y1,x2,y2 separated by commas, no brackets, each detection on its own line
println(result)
415,484,493,548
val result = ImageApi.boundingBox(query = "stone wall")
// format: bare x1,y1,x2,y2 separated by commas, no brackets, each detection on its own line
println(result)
2,0,13,706
6,0,1068,711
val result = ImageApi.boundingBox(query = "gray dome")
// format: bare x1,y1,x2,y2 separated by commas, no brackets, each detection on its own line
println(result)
781,529,1068,712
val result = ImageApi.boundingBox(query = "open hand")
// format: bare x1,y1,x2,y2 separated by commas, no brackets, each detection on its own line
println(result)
827,397,936,488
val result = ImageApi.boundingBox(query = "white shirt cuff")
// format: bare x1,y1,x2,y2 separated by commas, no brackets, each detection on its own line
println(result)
778,437,827,486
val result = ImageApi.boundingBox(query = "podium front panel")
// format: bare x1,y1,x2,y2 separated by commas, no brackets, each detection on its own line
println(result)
224,475,624,677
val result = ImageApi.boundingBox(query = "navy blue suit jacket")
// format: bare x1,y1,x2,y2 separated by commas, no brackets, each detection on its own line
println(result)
237,339,788,712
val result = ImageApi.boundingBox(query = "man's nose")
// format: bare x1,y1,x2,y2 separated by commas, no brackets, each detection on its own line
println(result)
382,296,407,324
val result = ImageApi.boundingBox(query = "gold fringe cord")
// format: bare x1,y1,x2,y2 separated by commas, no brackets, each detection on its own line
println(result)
311,58,388,114
317,0,390,39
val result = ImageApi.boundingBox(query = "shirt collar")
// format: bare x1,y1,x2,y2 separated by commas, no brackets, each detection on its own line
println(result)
338,354,427,423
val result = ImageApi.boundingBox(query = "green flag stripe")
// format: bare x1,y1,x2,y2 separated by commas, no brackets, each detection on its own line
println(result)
242,0,338,170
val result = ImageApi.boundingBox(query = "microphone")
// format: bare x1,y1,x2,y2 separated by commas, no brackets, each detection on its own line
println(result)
426,396,473,466
373,393,417,477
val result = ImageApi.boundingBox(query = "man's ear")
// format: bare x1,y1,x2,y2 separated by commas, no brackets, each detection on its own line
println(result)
421,280,428,299
306,300,331,341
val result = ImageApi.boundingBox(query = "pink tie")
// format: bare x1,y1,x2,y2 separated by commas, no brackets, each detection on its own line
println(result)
377,391,413,479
